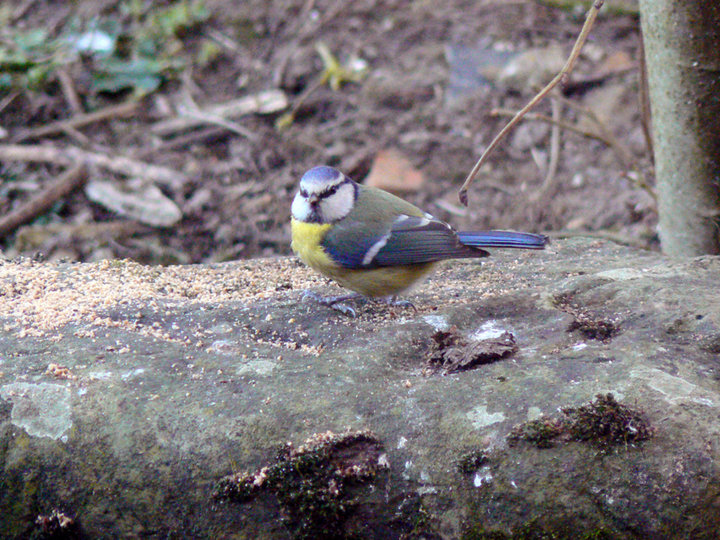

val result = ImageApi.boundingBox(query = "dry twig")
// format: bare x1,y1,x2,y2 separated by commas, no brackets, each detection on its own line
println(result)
493,93,658,204
150,90,288,136
552,93,656,201
56,69,83,115
532,95,562,202
134,126,227,158
491,109,611,143
13,101,140,142
0,164,87,239
458,0,605,205
0,93,19,116
0,144,187,187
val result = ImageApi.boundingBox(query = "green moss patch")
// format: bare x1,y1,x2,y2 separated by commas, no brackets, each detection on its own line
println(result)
508,393,654,449
213,430,387,539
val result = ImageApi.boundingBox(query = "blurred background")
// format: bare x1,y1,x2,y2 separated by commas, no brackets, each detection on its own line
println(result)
0,0,653,265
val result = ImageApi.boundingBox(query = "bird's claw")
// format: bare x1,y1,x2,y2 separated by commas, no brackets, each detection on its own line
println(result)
301,290,359,317
301,291,414,316
381,296,417,311
329,303,356,317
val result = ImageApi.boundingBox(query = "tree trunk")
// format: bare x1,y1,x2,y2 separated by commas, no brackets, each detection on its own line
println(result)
639,0,720,256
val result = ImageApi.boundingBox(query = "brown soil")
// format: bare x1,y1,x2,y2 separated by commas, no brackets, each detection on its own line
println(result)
0,0,655,265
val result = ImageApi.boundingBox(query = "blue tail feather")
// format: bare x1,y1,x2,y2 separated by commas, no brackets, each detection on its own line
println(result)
458,230,547,250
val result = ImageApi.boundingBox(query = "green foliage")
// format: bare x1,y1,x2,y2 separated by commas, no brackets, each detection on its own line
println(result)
275,42,368,130
0,1,209,96
0,27,64,90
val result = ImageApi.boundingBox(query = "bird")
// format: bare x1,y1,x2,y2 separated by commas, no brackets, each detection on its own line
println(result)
291,165,547,315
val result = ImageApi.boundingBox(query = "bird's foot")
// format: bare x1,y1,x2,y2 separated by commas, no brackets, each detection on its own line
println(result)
301,291,415,316
379,296,417,311
301,291,361,317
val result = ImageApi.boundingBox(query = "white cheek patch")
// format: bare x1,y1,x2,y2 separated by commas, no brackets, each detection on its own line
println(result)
291,193,312,221
362,232,390,266
319,182,355,222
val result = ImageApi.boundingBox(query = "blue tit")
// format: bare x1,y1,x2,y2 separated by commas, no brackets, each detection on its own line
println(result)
291,166,546,314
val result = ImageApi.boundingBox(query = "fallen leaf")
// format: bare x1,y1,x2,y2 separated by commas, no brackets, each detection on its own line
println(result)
364,148,424,193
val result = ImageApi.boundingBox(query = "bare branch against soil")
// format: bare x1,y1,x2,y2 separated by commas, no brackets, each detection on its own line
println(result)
491,108,609,142
0,93,19,116
554,93,632,168
494,102,657,204
135,126,227,158
13,102,140,142
534,0,637,16
0,144,188,187
150,89,288,136
0,144,74,165
56,68,83,115
59,125,91,147
179,110,258,140
531,95,562,203
458,0,605,206
0,164,87,239
554,93,657,202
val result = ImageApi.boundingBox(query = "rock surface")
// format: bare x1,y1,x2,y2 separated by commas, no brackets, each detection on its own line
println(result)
1,238,719,538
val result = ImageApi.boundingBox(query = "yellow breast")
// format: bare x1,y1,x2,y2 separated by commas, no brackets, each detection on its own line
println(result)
290,217,436,297
291,218,334,270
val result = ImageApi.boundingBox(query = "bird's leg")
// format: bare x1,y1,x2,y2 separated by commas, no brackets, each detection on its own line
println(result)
379,296,417,311
302,290,362,317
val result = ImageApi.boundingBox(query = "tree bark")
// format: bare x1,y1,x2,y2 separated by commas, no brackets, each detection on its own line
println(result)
639,0,720,256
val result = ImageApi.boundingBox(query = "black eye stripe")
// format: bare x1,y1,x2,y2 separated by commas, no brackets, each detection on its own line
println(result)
302,180,344,199
321,183,340,197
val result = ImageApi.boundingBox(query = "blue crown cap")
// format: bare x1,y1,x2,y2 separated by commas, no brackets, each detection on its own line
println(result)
301,166,342,185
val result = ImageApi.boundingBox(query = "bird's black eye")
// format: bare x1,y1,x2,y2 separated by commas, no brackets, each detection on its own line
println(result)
321,183,340,197
300,189,308,197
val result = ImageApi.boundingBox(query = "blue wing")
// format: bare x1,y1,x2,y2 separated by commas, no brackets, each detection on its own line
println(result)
322,215,489,269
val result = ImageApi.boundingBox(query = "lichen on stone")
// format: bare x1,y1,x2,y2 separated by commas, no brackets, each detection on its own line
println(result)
507,394,653,449
457,449,490,475
213,429,388,538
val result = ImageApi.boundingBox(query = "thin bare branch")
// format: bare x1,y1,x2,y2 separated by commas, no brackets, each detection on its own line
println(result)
458,0,605,206
13,101,140,142
0,164,87,239
532,95,562,202
0,144,188,187
56,68,83,115
491,109,609,143
151,90,288,136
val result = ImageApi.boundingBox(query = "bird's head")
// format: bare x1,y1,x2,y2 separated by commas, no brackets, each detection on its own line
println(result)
291,166,357,224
